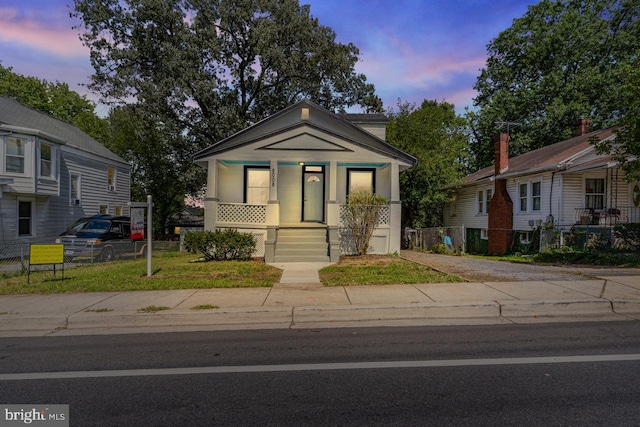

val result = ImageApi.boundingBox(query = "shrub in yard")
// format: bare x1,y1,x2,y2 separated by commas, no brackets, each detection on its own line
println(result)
184,229,256,261
431,243,450,254
341,190,388,256
613,223,640,251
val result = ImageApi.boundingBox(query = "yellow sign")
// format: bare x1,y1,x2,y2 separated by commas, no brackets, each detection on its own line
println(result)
30,244,64,265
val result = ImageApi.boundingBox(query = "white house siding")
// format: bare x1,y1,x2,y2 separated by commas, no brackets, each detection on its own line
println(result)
509,173,552,232
61,150,130,222
443,184,490,230
278,164,302,223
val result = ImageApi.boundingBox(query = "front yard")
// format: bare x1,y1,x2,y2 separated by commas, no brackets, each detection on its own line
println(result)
1,252,463,294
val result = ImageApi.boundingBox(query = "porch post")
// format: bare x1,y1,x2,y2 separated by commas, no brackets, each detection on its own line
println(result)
389,162,401,254
204,159,219,231
327,160,340,262
265,160,279,262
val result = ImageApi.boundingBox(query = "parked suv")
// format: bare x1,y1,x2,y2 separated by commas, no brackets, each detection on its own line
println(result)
55,215,145,262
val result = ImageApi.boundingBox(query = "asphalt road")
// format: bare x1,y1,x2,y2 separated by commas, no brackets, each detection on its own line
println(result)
2,322,640,426
401,250,640,282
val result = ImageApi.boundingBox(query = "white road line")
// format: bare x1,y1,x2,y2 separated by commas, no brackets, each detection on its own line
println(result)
2,354,640,381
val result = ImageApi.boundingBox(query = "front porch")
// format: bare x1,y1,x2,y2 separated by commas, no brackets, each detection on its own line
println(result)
574,206,640,227
210,202,394,262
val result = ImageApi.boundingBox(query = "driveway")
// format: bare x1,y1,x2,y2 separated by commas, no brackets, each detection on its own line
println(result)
400,250,640,282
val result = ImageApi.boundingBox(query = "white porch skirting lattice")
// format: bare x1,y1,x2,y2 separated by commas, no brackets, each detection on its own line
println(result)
338,204,390,226
217,203,267,224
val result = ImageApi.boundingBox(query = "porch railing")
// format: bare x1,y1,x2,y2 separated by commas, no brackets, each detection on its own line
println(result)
217,203,267,224
339,204,390,226
574,206,640,226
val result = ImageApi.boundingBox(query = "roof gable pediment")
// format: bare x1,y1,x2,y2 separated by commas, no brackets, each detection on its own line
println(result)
258,131,353,152
193,99,416,167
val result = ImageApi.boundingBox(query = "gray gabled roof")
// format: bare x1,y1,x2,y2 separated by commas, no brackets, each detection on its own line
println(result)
0,96,128,165
193,99,417,166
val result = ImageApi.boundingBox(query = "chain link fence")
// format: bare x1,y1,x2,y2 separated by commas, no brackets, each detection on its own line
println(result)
0,241,181,276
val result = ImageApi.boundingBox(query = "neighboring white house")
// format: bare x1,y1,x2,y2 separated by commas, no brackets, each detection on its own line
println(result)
0,96,131,245
194,99,417,262
443,121,640,254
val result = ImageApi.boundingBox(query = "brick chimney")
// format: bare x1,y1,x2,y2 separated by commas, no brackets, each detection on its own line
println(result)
575,118,591,136
488,133,513,256
495,133,509,175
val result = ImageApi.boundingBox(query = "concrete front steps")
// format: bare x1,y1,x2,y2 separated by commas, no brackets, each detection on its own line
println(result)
273,227,330,262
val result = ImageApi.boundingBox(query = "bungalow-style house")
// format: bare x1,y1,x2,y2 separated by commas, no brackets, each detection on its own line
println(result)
0,96,131,245
194,99,416,262
443,120,640,255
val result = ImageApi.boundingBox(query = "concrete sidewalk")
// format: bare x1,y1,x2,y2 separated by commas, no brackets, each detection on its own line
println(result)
1,263,640,337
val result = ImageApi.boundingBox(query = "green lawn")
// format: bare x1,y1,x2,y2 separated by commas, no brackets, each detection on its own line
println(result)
320,255,463,286
1,252,465,294
0,252,282,294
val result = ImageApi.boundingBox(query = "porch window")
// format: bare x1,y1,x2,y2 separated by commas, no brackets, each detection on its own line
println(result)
18,200,33,236
585,178,605,209
6,137,26,174
245,167,270,204
347,168,375,195
40,143,53,178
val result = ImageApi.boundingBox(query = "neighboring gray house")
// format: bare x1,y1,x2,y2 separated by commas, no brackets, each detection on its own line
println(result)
0,96,131,245
194,99,416,262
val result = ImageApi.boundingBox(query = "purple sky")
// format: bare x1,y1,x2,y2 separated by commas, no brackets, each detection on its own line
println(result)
0,0,538,115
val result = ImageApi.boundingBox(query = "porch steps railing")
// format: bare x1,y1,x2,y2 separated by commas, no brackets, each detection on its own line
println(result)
274,227,330,262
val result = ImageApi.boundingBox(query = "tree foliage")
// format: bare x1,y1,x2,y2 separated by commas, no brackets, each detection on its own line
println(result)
387,100,468,228
595,61,640,180
469,0,640,169
0,64,108,144
71,0,381,140
71,0,381,232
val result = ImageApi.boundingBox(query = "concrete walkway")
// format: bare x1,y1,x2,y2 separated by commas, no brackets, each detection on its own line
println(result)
1,262,640,337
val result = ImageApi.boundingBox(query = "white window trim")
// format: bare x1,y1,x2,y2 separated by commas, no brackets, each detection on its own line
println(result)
517,180,542,213
3,135,32,177
37,140,57,180
476,187,492,215
245,167,270,205
583,176,605,210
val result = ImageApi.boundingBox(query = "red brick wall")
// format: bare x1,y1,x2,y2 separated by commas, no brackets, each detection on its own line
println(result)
488,179,513,256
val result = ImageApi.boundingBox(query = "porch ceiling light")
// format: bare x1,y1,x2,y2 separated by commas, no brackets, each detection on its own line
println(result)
299,162,305,166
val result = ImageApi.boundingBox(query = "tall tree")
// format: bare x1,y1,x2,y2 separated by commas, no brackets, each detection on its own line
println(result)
72,0,381,231
387,100,468,228
469,0,640,169
595,61,640,180
0,64,108,144
107,104,202,234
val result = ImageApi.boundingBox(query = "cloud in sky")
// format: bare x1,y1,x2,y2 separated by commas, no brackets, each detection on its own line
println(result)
0,0,538,113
